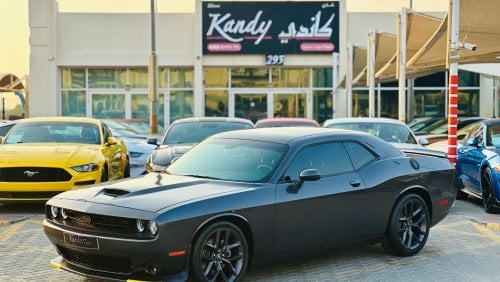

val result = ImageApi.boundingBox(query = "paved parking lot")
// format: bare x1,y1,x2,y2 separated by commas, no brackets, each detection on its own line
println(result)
1,198,499,281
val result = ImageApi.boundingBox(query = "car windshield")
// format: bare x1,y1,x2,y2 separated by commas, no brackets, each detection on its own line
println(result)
488,124,500,146
3,122,101,144
167,138,288,183
327,122,417,144
163,122,253,145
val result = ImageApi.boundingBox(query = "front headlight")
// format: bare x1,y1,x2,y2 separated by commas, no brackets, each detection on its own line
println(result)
148,221,158,235
49,205,59,219
72,163,99,172
136,219,145,232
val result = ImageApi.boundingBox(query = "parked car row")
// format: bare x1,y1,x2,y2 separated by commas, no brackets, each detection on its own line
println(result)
1,114,494,281
2,115,497,215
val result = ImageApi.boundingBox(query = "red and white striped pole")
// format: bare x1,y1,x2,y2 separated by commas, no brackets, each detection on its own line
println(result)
448,0,460,165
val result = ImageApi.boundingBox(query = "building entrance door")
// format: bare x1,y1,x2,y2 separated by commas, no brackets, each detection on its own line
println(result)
273,92,307,118
232,92,269,123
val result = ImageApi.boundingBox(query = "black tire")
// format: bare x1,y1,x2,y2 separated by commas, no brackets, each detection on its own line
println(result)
481,168,499,213
124,158,131,178
382,194,430,256
100,166,108,182
191,221,249,282
456,189,468,200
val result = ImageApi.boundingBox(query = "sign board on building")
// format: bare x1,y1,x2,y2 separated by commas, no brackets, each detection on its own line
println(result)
202,1,340,55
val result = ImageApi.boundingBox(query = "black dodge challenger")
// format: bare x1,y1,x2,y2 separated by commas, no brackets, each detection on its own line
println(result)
43,127,456,281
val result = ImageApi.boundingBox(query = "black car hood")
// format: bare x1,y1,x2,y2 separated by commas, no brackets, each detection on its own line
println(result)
53,173,252,212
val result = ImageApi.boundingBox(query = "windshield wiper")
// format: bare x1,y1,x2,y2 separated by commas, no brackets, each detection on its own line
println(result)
182,174,221,180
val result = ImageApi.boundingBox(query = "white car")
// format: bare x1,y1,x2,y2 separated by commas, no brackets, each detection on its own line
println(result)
323,117,429,150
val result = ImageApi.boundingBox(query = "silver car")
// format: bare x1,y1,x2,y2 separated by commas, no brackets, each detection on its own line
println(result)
323,117,429,150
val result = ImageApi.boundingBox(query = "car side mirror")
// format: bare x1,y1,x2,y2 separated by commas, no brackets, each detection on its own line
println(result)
288,169,321,193
147,137,158,146
106,136,118,145
467,136,479,147
418,137,429,146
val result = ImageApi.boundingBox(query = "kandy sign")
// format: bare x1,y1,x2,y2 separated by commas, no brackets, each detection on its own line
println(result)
203,1,340,54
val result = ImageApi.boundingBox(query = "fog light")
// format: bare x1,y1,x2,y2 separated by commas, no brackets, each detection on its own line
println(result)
50,206,59,219
148,221,158,235
145,265,160,275
136,219,145,232
60,208,68,219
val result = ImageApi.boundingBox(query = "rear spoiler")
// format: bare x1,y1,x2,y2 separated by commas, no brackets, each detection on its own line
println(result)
401,148,448,159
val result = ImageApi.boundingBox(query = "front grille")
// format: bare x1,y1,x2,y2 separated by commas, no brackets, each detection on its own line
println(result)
58,246,132,274
50,209,155,240
0,167,72,182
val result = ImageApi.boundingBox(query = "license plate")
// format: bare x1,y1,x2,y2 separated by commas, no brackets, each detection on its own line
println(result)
63,232,99,250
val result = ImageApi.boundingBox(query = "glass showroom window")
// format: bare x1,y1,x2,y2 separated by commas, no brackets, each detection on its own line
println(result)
170,90,194,123
61,69,86,116
205,90,228,117
271,68,310,88
88,69,127,88
231,68,269,88
313,68,333,123
129,69,148,88
204,67,229,117
92,94,125,119
131,94,165,132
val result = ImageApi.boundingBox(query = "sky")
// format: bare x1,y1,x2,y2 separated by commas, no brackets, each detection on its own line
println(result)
0,0,448,78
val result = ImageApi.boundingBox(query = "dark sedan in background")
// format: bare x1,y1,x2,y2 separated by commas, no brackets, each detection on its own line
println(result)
43,128,456,281
146,117,254,172
456,119,500,213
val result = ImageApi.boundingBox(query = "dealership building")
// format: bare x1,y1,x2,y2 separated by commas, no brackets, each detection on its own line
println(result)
28,0,498,128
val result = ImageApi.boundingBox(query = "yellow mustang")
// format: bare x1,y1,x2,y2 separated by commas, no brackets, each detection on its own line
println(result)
0,117,129,202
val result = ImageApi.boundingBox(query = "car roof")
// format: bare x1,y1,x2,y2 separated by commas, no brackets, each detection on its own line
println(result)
170,117,254,125
256,117,319,124
18,116,102,125
212,127,365,144
323,117,405,127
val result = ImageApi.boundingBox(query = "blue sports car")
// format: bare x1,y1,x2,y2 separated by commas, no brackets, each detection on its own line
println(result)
456,119,500,213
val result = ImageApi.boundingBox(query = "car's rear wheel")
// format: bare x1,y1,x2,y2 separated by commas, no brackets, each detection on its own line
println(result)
481,168,499,213
382,193,430,256
191,221,249,282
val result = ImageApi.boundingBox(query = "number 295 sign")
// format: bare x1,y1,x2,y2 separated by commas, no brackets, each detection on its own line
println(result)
266,55,284,65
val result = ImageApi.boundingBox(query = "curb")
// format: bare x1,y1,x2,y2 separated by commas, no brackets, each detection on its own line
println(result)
0,215,33,227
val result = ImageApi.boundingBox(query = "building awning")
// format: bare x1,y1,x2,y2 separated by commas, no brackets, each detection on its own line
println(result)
0,73,25,92
375,12,443,82
367,0,500,85
372,32,397,83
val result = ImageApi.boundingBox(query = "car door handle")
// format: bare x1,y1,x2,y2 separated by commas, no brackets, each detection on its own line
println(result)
349,180,361,187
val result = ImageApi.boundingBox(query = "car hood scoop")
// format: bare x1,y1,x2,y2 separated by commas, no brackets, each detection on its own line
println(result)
55,173,251,212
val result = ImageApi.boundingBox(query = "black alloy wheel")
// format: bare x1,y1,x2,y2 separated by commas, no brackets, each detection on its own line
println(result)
481,168,499,213
191,221,249,282
382,193,430,256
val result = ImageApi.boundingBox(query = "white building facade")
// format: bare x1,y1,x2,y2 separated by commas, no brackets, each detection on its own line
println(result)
28,0,494,128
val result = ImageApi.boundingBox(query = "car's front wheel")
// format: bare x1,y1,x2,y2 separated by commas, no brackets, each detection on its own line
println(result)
100,166,108,182
481,167,499,213
191,221,249,282
382,193,430,256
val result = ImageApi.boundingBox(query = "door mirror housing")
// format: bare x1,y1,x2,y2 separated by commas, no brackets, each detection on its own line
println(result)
288,169,321,193
147,137,158,145
418,137,429,146
106,136,118,145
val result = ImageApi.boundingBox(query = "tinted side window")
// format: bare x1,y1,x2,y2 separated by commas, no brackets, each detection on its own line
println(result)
345,141,377,170
284,142,354,182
